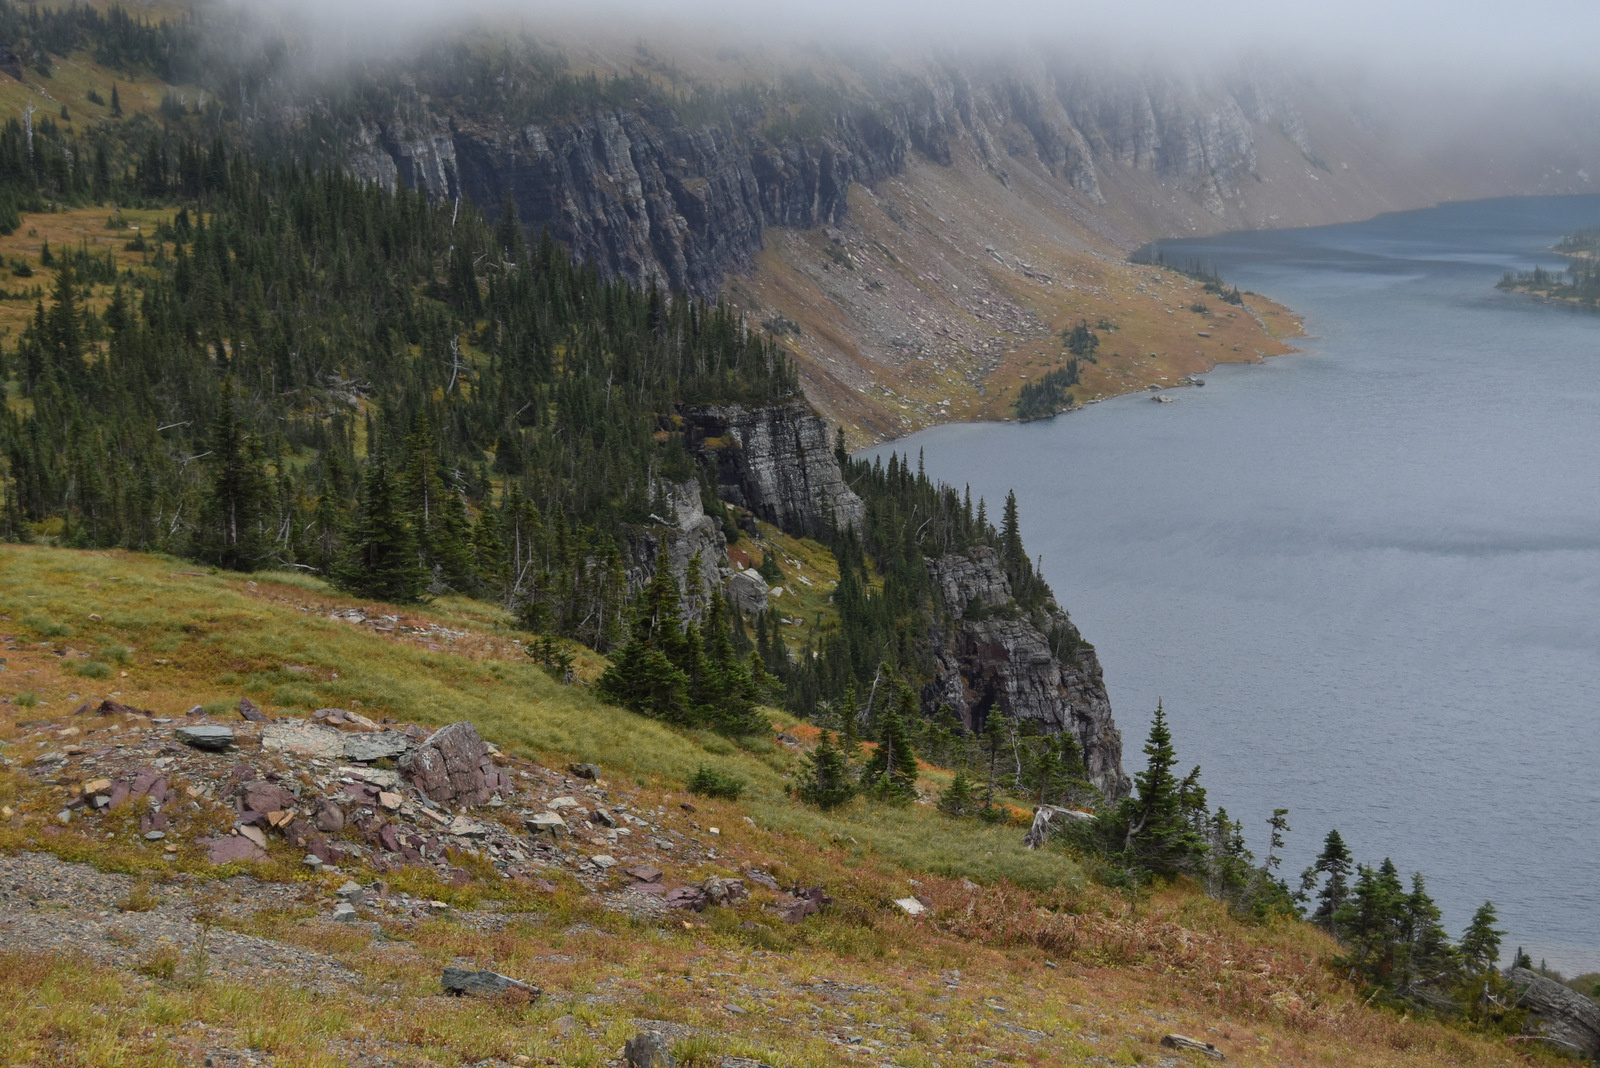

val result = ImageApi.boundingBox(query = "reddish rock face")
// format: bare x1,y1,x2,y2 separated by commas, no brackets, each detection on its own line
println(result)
398,721,505,807
235,781,296,817
202,835,268,865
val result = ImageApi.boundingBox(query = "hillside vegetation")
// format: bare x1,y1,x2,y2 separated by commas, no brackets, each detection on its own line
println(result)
0,544,1543,1068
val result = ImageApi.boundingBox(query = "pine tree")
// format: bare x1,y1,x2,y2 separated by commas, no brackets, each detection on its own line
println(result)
196,384,272,571
1265,808,1290,873
938,768,977,817
981,711,1009,812
110,83,121,116
596,547,692,722
1400,873,1456,996
1308,829,1354,933
1108,700,1205,876
796,730,857,809
861,683,919,802
1459,901,1504,975
335,457,428,603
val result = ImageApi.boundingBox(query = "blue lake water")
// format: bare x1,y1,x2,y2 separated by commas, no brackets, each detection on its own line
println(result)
868,196,1600,974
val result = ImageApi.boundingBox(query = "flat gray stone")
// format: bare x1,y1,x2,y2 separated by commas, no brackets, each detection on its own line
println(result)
175,725,235,752
440,967,539,998
262,721,343,759
343,730,412,763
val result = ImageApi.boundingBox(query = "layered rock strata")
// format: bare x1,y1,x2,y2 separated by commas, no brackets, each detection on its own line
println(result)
680,403,865,539
926,547,1129,799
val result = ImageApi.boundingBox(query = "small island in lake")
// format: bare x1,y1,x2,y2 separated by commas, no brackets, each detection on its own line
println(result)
1498,227,1600,305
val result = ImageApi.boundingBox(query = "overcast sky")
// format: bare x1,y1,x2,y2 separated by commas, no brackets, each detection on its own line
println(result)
255,0,1600,78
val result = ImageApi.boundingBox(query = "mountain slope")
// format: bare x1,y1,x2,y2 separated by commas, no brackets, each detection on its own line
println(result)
0,543,1534,1068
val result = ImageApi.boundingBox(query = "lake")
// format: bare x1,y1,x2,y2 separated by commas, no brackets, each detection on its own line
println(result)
868,195,1600,975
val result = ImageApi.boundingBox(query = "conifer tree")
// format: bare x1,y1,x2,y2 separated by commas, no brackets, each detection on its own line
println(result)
197,384,272,571
861,682,919,802
1459,901,1504,975
335,457,428,603
1109,700,1205,876
938,767,977,817
1400,873,1456,996
596,547,691,722
1308,829,1354,932
796,730,856,809
981,711,1010,812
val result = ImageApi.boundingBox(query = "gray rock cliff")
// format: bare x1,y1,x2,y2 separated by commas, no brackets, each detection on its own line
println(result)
624,479,728,621
926,547,1129,800
680,403,865,539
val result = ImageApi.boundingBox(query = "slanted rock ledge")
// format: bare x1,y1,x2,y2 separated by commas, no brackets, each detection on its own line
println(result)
1509,967,1600,1058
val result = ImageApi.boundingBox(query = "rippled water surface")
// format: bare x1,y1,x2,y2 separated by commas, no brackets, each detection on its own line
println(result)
868,196,1600,973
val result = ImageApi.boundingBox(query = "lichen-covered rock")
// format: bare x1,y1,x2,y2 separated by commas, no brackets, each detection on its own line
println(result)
261,721,344,759
681,403,864,538
440,967,539,999
926,548,1129,800
1509,967,1600,1058
342,730,413,763
398,721,507,807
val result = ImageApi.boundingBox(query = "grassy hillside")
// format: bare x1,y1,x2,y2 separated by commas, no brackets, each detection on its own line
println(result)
0,544,1541,1068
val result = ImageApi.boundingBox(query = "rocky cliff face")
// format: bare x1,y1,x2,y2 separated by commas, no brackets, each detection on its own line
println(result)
329,54,1423,297
623,479,728,621
926,547,1129,800
679,403,865,539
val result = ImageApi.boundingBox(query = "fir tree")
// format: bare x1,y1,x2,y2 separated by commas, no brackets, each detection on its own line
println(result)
861,682,919,802
938,767,977,817
1106,700,1206,876
335,457,428,603
796,729,857,809
196,384,272,571
980,711,1010,812
1308,829,1354,933
1459,901,1504,975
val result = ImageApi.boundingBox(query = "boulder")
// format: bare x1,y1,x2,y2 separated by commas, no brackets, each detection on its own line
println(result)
567,762,602,780
1509,967,1600,1058
524,812,567,837
623,1031,675,1068
726,569,769,616
238,697,270,723
342,730,412,763
261,721,344,759
175,725,235,752
90,699,156,717
702,877,747,906
235,780,296,816
314,801,346,833
440,967,540,999
399,721,506,806
202,835,268,865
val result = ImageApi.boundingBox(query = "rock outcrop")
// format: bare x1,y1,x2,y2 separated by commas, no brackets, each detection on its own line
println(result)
680,403,864,538
625,479,728,620
398,721,509,808
926,547,1128,799
1509,967,1600,1058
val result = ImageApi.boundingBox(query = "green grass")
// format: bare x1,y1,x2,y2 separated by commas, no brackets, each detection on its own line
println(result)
0,543,1080,890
